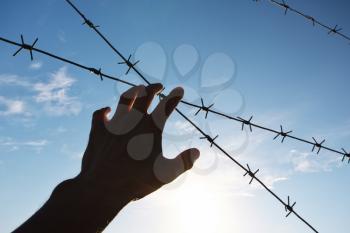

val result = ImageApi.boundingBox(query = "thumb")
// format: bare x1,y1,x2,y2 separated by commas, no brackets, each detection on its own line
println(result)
154,148,200,184
174,148,200,172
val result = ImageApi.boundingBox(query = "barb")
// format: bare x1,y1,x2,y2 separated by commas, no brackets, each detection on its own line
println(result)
237,116,253,132
199,134,219,147
12,34,38,61
285,196,296,218
118,54,140,75
273,125,292,143
89,67,103,81
243,164,259,184
311,137,325,154
341,148,350,163
82,19,99,28
256,0,350,43
279,0,290,15
328,25,342,35
195,98,214,119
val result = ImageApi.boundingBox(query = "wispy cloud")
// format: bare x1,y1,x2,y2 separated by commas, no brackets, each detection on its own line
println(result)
29,61,43,70
0,96,27,116
262,175,288,188
0,137,48,152
0,74,31,87
0,67,82,117
288,149,340,173
170,120,197,134
33,67,82,116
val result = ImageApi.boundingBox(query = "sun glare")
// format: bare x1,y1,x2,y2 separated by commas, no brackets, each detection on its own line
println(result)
164,176,231,233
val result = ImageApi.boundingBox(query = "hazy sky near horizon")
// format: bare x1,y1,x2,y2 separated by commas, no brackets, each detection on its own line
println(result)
1,0,350,232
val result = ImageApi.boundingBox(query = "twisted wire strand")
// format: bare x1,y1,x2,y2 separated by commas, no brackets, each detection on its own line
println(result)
63,0,319,231
0,32,318,232
64,0,350,162
263,0,350,43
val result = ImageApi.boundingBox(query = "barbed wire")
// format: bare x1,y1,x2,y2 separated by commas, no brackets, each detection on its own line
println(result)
0,33,318,232
4,33,347,165
3,32,348,162
254,0,350,43
63,0,318,231
2,0,342,230
64,0,349,162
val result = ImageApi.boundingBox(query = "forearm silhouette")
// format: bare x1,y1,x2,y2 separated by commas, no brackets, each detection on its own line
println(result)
13,84,200,233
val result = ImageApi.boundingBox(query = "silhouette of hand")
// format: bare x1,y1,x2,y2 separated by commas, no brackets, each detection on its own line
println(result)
80,84,200,201
12,84,200,233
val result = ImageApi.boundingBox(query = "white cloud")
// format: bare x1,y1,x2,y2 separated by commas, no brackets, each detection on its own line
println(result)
0,74,31,87
29,61,43,70
0,96,27,116
288,149,339,173
33,67,82,116
0,137,48,152
262,175,288,189
172,120,196,134
23,140,48,147
0,67,82,117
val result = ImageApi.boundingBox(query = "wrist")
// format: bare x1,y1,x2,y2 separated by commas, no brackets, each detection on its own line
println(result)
75,173,134,207
48,175,132,233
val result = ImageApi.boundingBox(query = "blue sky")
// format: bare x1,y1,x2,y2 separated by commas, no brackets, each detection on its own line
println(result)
1,0,350,232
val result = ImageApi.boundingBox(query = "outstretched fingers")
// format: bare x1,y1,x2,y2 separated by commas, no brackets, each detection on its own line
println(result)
115,84,163,119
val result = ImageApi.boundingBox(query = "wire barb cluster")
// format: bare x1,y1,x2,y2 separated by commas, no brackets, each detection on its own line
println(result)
199,134,219,147
273,125,293,143
118,54,140,75
285,196,296,218
89,67,103,81
341,148,350,163
12,34,38,61
82,19,99,28
243,164,259,184
311,137,325,154
238,116,253,132
195,98,214,119
255,0,350,43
